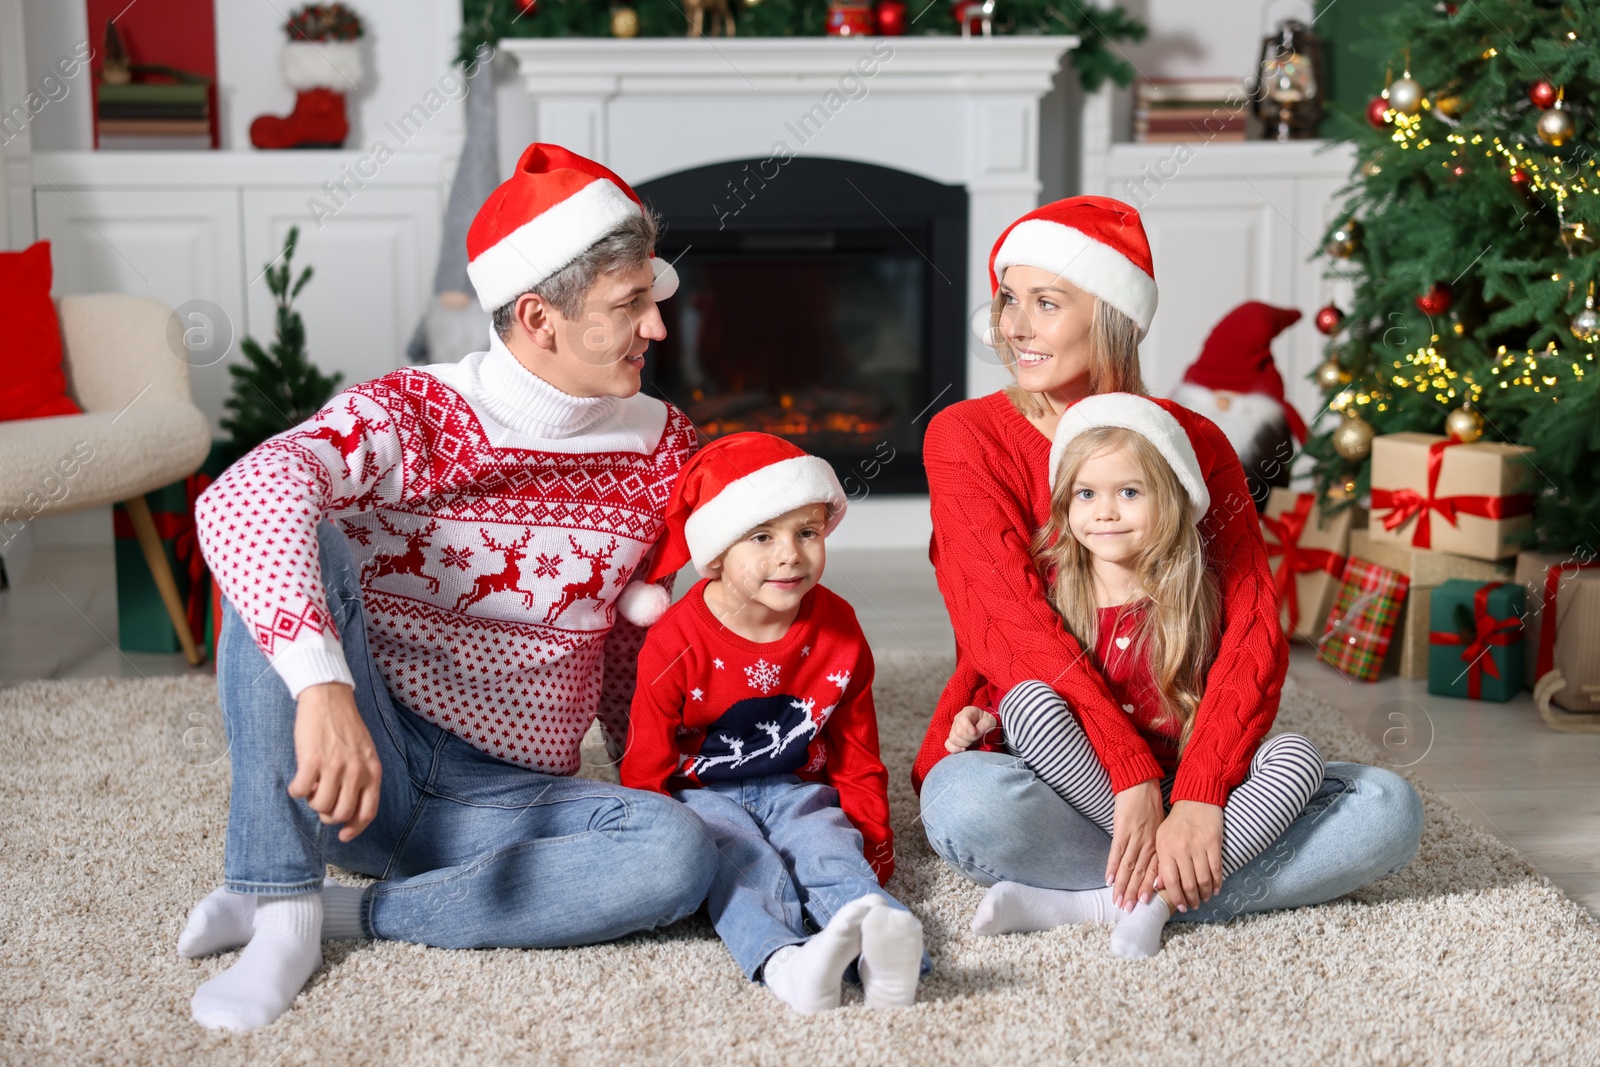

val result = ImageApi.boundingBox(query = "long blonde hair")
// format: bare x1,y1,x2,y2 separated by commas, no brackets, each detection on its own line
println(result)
993,290,1147,418
1032,426,1219,753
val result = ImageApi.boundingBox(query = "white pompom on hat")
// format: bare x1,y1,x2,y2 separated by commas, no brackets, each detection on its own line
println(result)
981,195,1159,342
465,142,680,313
1047,393,1210,523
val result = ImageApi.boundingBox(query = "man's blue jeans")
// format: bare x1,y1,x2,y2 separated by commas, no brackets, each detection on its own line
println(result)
919,750,1423,922
216,522,719,948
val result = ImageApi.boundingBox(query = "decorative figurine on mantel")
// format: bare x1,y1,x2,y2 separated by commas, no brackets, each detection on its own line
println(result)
250,3,366,149
685,0,736,37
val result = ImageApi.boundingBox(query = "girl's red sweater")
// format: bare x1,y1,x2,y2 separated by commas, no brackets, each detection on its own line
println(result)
911,391,1288,808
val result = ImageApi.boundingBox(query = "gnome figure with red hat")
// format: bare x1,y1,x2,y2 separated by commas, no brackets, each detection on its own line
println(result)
620,431,927,1014
179,144,720,1033
1170,301,1309,510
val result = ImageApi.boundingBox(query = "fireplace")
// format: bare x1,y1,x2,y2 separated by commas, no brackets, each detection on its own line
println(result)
637,157,967,496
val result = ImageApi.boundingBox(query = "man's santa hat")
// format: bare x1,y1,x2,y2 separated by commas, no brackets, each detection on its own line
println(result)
466,143,680,313
1178,301,1308,442
979,195,1159,342
615,432,848,627
1047,393,1211,523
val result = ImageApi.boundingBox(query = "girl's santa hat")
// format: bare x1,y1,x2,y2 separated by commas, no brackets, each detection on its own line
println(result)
614,432,848,626
980,196,1159,342
466,143,680,312
1047,393,1211,523
1176,301,1308,442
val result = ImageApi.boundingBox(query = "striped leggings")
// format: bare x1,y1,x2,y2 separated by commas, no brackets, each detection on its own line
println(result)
999,680,1326,878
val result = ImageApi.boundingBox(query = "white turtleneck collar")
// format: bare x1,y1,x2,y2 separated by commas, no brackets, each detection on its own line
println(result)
474,332,620,440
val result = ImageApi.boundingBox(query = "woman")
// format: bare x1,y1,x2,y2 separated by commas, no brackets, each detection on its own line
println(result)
914,195,1422,936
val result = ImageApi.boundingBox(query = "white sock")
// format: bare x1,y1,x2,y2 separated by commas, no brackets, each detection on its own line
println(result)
178,879,355,957
971,883,1118,935
858,903,923,1009
1108,895,1171,959
191,893,324,1031
763,893,883,1014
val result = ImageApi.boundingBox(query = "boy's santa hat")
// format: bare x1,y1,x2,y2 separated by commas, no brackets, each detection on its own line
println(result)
1047,393,1210,523
614,432,848,627
1178,301,1308,442
981,196,1159,342
466,143,680,312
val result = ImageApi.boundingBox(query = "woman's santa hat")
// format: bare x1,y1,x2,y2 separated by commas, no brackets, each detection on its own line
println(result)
980,196,1159,342
466,143,680,312
614,432,848,626
1176,301,1308,442
1047,393,1211,523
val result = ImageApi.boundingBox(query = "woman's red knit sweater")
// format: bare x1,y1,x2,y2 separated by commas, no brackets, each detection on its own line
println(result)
911,390,1288,808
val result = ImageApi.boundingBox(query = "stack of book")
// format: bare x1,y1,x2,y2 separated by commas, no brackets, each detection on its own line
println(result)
96,80,213,150
1134,78,1250,143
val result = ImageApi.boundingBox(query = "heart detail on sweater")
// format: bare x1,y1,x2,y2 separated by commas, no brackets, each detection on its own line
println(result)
1115,636,1131,650
1121,704,1135,714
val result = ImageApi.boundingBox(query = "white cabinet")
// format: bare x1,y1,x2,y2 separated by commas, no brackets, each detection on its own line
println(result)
31,151,446,434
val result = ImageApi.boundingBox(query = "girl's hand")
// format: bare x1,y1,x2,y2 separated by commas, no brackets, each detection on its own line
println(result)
1107,779,1163,910
1154,800,1225,912
945,706,1000,753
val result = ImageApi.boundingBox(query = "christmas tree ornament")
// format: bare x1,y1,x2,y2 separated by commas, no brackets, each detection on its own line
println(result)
1416,283,1452,316
1315,359,1350,390
515,0,538,13
1314,304,1345,335
1362,157,1383,176
610,5,640,36
1529,80,1557,109
1572,287,1600,342
1332,413,1375,461
1366,96,1391,128
1326,219,1362,258
1387,74,1424,116
1435,94,1464,119
1537,99,1575,147
1510,167,1529,187
874,0,906,34
1445,404,1484,444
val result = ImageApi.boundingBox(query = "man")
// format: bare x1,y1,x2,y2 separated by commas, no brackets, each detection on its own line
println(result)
180,144,716,1031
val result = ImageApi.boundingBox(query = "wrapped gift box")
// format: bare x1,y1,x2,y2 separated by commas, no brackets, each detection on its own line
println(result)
1261,489,1357,644
1368,433,1537,560
1318,557,1410,682
1515,551,1600,711
1351,529,1514,679
1427,579,1525,702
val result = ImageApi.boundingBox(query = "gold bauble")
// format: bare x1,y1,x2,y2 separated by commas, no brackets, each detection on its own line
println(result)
1332,414,1375,461
1537,104,1576,147
1571,304,1600,342
1444,405,1484,444
1315,359,1350,391
1326,219,1362,259
1435,94,1465,119
610,6,640,36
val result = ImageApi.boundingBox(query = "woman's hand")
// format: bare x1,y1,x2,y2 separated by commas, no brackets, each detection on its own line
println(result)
945,705,999,754
1154,799,1224,912
1107,779,1163,910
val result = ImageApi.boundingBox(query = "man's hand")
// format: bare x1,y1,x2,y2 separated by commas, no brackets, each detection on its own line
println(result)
1107,779,1163,911
287,682,382,843
945,705,999,754
1154,799,1224,912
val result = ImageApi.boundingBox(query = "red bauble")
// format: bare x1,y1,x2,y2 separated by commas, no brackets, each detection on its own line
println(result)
515,0,537,11
875,0,906,34
1314,304,1345,335
1366,97,1391,128
1510,167,1529,187
1416,283,1453,316
1529,80,1558,109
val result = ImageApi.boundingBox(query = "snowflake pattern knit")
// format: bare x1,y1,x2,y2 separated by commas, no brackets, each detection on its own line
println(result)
195,334,697,772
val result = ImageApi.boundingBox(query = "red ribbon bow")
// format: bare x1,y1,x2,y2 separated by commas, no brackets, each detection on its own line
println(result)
114,472,214,645
1428,581,1523,698
1262,493,1345,632
1537,560,1600,679
1371,440,1534,548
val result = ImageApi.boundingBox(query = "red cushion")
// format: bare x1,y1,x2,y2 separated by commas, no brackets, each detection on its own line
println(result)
0,241,81,421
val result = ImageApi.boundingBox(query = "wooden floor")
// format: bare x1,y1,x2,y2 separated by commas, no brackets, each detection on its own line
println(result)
4,543,1596,917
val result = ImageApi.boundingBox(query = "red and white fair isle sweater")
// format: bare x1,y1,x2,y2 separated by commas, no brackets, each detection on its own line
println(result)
621,580,894,884
911,391,1289,808
195,334,697,773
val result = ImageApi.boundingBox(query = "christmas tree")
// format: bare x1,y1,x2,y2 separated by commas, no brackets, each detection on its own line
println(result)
221,226,342,455
1306,0,1600,554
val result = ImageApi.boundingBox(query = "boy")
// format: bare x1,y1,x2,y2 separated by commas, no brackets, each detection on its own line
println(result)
620,431,925,1014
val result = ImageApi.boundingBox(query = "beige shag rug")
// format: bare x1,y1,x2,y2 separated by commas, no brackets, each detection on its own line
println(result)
3,657,1598,1067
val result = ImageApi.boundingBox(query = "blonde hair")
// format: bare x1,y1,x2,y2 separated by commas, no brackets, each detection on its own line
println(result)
1032,426,1219,753
992,288,1147,419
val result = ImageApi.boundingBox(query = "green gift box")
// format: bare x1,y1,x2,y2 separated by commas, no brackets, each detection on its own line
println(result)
1426,579,1526,702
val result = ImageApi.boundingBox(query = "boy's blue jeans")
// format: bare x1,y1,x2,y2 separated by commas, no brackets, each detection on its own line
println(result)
216,522,719,949
676,775,929,980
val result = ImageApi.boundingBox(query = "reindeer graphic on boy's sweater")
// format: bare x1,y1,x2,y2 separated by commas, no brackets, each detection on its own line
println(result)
683,696,836,780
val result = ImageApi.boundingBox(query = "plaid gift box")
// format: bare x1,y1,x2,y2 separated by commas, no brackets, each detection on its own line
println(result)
1318,558,1411,682
1427,579,1525,702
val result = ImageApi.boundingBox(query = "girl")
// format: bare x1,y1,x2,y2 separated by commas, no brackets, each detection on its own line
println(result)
946,393,1326,958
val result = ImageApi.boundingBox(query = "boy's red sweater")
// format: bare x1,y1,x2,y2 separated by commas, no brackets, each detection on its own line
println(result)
912,391,1288,808
622,580,894,884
